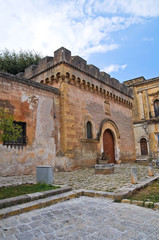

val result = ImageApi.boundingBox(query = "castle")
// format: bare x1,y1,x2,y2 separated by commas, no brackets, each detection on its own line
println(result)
0,47,136,176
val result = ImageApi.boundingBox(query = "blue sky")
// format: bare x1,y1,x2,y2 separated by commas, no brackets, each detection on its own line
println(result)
0,0,159,82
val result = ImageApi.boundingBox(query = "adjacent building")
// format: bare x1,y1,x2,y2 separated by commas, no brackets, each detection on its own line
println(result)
124,76,159,161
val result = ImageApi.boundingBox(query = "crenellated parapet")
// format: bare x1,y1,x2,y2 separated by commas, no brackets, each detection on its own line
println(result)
19,47,133,99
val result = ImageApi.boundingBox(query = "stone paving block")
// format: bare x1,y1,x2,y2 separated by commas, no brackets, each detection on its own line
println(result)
131,200,143,206
113,190,130,201
121,199,131,204
26,192,44,200
145,201,154,208
154,202,159,209
82,190,96,197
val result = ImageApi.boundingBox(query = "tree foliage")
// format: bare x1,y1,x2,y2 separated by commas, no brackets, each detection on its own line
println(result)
0,49,42,75
0,108,22,143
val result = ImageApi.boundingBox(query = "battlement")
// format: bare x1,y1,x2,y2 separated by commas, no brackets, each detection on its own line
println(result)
21,47,133,98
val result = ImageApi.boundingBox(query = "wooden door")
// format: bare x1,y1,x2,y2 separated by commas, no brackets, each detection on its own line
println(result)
140,138,148,155
103,129,115,163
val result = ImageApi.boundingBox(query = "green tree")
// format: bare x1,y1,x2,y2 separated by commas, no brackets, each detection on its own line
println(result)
0,108,22,143
0,49,42,75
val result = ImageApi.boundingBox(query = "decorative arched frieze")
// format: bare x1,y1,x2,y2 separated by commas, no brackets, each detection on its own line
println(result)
87,82,90,90
56,72,61,79
66,72,70,79
50,75,54,84
82,79,86,87
45,78,49,84
72,75,76,81
103,89,106,96
39,71,132,109
77,77,81,86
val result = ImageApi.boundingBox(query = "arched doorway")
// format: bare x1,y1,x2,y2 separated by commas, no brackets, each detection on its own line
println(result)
140,138,148,155
103,129,115,163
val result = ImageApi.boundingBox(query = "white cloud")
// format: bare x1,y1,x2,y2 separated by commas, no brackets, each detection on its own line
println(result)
0,0,158,59
103,64,127,74
143,37,154,41
86,0,159,17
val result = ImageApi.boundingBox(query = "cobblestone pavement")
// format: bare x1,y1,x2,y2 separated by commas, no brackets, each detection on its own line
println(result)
1,164,159,192
1,196,159,240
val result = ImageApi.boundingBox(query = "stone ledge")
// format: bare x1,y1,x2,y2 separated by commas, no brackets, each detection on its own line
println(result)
0,187,72,209
113,175,159,201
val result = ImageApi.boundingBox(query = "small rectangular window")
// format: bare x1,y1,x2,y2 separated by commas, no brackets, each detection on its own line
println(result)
3,121,27,147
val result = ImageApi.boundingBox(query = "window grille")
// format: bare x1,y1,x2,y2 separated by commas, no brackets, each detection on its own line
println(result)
3,121,27,148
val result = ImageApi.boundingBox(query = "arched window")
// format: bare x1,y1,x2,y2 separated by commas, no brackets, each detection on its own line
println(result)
87,121,92,139
154,100,159,117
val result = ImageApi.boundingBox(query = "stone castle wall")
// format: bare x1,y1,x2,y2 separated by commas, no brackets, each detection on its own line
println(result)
58,80,136,168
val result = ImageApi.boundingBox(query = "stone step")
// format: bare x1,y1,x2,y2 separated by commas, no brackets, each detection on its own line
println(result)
0,190,82,220
0,186,72,209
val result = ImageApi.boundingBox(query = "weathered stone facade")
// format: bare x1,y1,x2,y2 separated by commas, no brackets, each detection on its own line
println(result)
0,47,136,176
124,77,159,160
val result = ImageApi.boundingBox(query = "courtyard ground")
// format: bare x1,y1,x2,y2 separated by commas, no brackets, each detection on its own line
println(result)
1,163,159,239
1,163,159,192
1,196,159,239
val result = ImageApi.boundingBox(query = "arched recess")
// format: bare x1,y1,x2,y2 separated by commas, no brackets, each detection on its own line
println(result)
83,115,95,139
86,121,92,139
98,119,120,163
140,137,148,155
103,129,115,163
